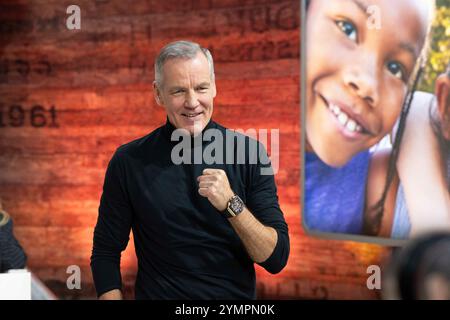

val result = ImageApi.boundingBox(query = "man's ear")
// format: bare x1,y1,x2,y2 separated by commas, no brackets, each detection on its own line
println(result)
153,81,163,106
435,73,450,139
212,81,217,98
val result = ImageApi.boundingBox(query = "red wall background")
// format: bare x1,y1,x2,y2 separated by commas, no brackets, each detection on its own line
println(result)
0,0,389,299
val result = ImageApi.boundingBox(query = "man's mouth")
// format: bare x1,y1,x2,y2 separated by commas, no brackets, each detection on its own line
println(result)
182,112,203,119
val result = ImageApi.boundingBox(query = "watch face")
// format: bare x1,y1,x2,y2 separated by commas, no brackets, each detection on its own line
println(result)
230,196,244,214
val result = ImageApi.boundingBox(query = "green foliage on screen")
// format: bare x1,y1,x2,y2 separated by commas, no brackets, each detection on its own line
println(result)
419,0,450,92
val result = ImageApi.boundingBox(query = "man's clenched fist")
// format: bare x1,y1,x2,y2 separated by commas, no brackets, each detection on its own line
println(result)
197,169,234,211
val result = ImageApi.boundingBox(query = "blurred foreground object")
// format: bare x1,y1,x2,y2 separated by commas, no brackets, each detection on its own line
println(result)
383,232,450,299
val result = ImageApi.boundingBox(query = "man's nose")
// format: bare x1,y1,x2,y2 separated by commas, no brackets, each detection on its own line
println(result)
184,91,199,109
343,54,380,108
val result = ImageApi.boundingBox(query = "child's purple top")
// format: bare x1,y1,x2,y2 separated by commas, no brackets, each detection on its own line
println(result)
304,151,371,234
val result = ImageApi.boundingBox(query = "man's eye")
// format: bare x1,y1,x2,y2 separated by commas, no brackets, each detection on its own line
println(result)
197,87,208,92
386,61,405,81
336,20,357,42
172,90,184,95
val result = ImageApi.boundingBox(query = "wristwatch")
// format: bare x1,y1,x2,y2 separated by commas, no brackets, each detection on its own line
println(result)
222,194,244,218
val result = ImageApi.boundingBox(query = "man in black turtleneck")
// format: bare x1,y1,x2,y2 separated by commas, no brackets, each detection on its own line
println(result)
90,40,290,300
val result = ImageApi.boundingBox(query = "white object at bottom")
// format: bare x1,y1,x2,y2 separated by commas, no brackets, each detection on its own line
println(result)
0,269,31,300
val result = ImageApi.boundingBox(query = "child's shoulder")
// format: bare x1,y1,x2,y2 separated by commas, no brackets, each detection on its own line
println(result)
409,91,435,122
365,148,399,237
412,91,434,101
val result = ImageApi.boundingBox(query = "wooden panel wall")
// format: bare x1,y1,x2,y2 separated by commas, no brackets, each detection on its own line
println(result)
0,0,389,299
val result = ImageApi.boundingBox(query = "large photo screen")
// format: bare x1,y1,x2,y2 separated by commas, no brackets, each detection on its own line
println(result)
302,0,450,244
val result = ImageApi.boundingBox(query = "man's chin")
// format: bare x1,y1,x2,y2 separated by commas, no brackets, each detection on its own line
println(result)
181,123,206,136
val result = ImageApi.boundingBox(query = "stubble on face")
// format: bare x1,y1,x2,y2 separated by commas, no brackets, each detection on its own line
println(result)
155,52,216,136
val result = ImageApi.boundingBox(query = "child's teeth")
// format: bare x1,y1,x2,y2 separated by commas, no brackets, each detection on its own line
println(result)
346,119,357,132
332,104,340,115
328,102,363,133
337,113,348,126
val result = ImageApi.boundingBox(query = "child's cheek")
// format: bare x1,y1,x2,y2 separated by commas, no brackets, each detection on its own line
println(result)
386,80,409,122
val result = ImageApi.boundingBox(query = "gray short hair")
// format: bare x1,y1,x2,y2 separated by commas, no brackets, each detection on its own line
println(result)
154,40,215,87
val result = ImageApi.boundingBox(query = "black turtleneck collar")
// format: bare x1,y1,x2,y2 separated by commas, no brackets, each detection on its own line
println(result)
162,117,217,142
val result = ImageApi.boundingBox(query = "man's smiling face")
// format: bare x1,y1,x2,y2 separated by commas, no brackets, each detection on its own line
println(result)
154,51,216,136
